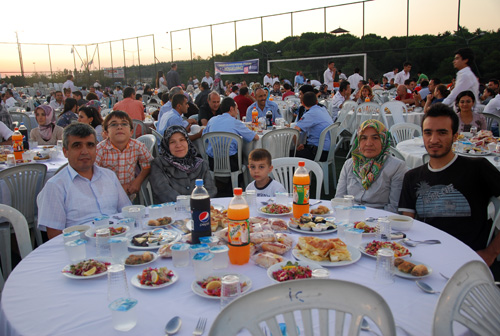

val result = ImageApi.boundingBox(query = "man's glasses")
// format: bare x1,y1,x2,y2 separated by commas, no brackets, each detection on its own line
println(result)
108,122,130,129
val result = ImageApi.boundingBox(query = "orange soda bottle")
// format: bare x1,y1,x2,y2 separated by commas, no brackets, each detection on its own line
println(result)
293,161,310,218
365,97,370,102
227,188,250,265
12,127,24,160
252,107,259,126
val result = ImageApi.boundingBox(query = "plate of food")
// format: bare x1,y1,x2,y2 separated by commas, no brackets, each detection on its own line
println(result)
146,216,173,228
257,204,292,216
191,273,252,299
293,236,361,267
394,258,432,279
267,260,324,283
131,267,178,289
288,215,336,234
458,149,490,157
309,205,332,215
129,229,181,250
361,240,411,258
353,221,377,236
61,259,110,279
211,203,225,212
124,251,158,266
85,224,130,240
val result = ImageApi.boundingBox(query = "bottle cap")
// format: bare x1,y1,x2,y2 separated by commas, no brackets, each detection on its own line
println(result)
298,161,305,167
233,188,243,196
14,127,19,131
195,179,203,187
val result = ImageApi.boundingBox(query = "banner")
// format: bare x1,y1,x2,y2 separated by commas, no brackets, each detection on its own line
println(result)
103,67,124,78
214,59,259,75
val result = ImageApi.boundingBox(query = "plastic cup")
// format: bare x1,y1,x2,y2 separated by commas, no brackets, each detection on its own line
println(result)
64,239,87,262
94,215,110,227
29,141,38,149
275,192,289,206
334,205,351,224
122,206,142,229
6,154,16,167
210,245,229,269
220,274,242,310
199,236,220,247
57,140,63,150
350,205,366,223
192,252,214,281
171,243,190,267
374,248,395,284
148,204,164,220
345,228,363,247
95,227,111,259
175,195,190,214
109,237,129,264
343,195,355,207
376,218,392,242
189,243,210,260
162,202,175,218
63,230,81,243
311,268,330,279
337,223,353,241
108,298,137,331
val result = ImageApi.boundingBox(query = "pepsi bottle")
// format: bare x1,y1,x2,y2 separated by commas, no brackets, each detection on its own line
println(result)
190,179,211,244
266,110,273,129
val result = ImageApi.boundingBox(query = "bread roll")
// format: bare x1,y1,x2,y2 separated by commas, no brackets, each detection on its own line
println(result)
398,261,416,273
411,264,429,277
261,242,288,255
252,252,284,268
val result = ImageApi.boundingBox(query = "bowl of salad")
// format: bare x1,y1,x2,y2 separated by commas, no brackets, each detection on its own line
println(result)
267,260,324,283
258,203,292,216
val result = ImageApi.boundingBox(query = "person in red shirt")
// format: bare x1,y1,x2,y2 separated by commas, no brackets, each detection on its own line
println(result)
395,84,415,105
282,83,295,99
113,87,145,122
234,86,254,120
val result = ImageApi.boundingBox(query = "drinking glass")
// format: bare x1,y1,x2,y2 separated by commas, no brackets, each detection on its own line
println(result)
171,243,190,267
148,204,163,220
94,215,110,227
220,274,242,310
175,196,190,217
64,239,87,262
337,223,353,241
162,202,176,218
350,205,366,223
345,228,363,247
62,230,81,243
374,248,395,284
108,298,137,331
29,141,38,149
107,264,130,302
109,237,129,264
275,192,289,206
334,205,351,224
376,218,391,242
6,154,16,167
95,227,111,259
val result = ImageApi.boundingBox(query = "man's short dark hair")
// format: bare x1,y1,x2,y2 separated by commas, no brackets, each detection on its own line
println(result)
102,110,133,131
73,91,83,98
239,87,249,95
489,79,499,86
161,93,169,103
248,148,272,165
231,85,239,93
403,61,412,67
339,81,350,93
86,92,99,101
404,79,412,86
485,88,496,96
201,82,209,90
455,48,474,66
66,74,73,80
172,93,187,110
420,80,429,88
171,63,177,68
302,92,318,108
354,68,360,73
422,103,459,135
299,84,314,94
328,61,335,65
431,78,442,85
220,97,235,113
63,123,97,149
123,87,135,98
283,83,292,90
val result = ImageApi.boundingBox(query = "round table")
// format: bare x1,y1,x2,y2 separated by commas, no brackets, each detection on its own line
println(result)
0,198,481,336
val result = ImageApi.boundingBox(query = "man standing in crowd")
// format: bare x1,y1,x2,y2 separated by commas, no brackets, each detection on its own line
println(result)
323,61,337,93
394,62,412,86
201,70,214,89
62,75,77,94
194,82,210,108
166,63,181,89
442,48,479,107
330,81,351,121
263,72,273,87
383,68,398,82
347,68,363,92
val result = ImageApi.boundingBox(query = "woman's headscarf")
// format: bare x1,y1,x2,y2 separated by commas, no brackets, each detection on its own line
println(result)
159,125,203,173
86,99,101,112
351,119,391,190
36,105,56,141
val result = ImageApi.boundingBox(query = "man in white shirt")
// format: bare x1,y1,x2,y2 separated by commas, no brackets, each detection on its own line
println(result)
330,81,351,121
49,91,64,110
347,68,363,91
263,72,273,87
201,71,214,89
442,48,479,107
272,75,280,84
338,69,347,81
383,68,398,82
484,94,500,117
394,62,411,86
2,89,17,109
323,61,337,92
62,75,77,94
192,75,199,89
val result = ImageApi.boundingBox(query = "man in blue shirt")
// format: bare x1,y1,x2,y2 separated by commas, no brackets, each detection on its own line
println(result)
158,87,183,123
294,92,333,161
246,88,281,122
157,94,200,141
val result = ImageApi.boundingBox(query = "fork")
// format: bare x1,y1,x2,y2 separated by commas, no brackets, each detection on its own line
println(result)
193,317,207,336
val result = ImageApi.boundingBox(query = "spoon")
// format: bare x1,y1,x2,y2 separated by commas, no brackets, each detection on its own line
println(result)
416,280,441,294
439,272,450,280
165,316,182,335
260,198,274,205
402,238,441,247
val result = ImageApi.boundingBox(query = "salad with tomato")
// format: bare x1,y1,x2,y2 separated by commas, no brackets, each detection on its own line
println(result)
197,276,248,297
65,259,109,276
138,267,174,286
272,261,312,282
261,204,292,214
364,240,411,257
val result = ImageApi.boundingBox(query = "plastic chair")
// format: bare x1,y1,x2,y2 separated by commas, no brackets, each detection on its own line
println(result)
388,146,405,161
481,112,500,133
0,265,4,297
100,108,112,118
432,260,500,336
261,128,299,159
487,196,500,248
271,157,323,199
389,123,422,145
137,134,157,157
0,204,33,279
138,176,154,207
202,132,247,190
209,278,396,336
132,119,148,139
314,122,341,195
54,162,69,175
380,101,408,128
9,112,32,133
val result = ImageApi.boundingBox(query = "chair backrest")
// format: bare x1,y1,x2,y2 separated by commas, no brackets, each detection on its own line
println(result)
209,278,396,336
202,132,243,175
54,162,69,175
261,128,299,159
487,196,500,247
432,260,500,336
132,119,148,139
0,204,32,259
138,176,154,207
380,101,408,126
151,129,163,145
275,100,288,114
481,112,500,131
389,123,422,145
101,108,112,118
136,134,157,157
388,146,405,161
9,112,32,133
315,122,340,162
0,164,47,225
271,157,323,199
142,94,151,104
355,102,382,127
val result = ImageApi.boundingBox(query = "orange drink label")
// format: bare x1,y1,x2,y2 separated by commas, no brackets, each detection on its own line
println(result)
228,219,250,246
293,184,310,205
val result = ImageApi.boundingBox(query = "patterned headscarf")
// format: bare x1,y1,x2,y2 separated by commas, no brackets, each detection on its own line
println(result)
86,100,101,111
35,105,56,141
159,125,203,173
351,119,391,190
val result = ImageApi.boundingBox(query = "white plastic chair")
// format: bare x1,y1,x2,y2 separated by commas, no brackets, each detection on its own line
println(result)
487,196,500,249
388,146,406,161
482,112,500,133
380,101,408,128
209,278,396,336
100,108,112,118
137,134,157,157
314,122,341,195
271,157,323,199
389,123,422,145
432,260,500,336
9,112,32,133
132,119,148,139
261,128,299,159
139,176,154,207
0,204,33,279
202,132,247,190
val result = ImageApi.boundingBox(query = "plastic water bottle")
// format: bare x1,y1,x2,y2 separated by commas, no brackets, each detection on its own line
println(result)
190,179,211,244
19,122,29,150
227,188,250,265
266,110,273,129
293,161,310,218
12,128,24,160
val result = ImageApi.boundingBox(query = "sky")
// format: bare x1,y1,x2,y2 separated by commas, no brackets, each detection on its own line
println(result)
1,0,499,76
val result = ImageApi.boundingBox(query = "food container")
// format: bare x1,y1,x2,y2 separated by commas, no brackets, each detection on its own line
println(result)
94,215,110,227
199,236,220,247
387,215,414,231
171,243,190,267
62,225,91,240
192,252,214,281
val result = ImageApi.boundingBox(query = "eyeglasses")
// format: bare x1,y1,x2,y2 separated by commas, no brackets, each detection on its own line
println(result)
108,122,130,129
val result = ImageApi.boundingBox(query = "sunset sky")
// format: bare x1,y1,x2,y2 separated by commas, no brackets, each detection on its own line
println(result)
1,0,498,76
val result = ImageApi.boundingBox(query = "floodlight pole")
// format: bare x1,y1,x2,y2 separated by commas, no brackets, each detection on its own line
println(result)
110,41,115,82
137,37,142,83
47,45,53,78
15,32,25,79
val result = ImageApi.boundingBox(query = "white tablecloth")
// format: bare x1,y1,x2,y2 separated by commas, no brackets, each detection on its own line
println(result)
0,198,482,336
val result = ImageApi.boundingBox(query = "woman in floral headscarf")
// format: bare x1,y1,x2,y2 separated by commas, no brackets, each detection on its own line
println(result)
149,125,217,203
30,105,64,145
335,119,407,213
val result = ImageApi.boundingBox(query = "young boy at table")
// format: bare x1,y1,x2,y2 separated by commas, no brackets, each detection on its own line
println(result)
96,110,153,199
246,148,286,197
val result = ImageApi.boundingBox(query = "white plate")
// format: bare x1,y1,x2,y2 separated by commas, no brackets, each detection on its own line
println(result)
211,203,225,212
292,246,361,267
145,218,173,228
128,229,181,250
85,224,130,240
131,269,179,289
308,207,333,215
267,260,324,283
458,151,490,157
287,223,337,235
61,262,108,279
124,251,159,267
191,273,252,299
360,241,411,259
257,206,292,217
394,260,433,279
